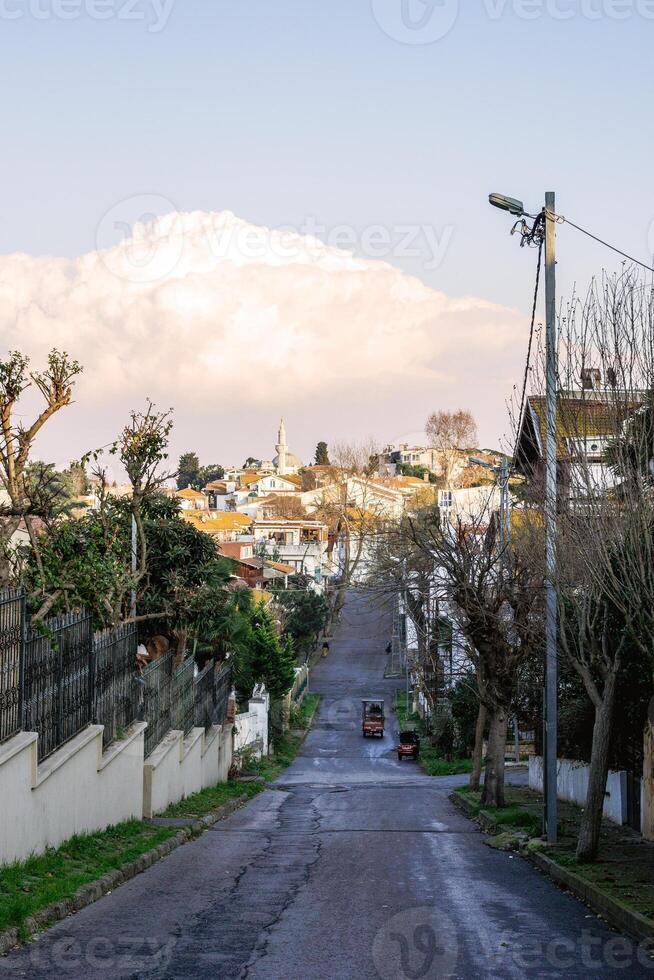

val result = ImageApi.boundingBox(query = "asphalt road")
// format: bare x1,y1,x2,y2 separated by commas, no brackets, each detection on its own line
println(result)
2,591,652,979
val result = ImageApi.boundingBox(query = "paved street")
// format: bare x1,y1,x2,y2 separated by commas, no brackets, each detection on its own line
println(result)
2,591,652,979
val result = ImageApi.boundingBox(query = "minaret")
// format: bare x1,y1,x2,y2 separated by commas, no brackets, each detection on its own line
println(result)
276,418,287,476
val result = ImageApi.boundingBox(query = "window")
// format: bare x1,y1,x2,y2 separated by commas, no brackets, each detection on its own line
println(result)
439,490,453,509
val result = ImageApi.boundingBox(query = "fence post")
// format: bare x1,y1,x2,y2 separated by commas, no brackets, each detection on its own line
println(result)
87,617,95,733
18,589,26,732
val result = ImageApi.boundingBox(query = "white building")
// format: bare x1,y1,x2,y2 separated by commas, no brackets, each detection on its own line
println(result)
252,517,329,591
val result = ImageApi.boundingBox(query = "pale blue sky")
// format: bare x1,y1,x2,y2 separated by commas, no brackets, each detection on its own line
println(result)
1,1,653,461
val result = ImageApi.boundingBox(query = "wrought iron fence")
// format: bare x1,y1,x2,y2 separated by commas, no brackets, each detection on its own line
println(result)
22,611,94,762
93,624,139,749
0,590,234,761
0,589,25,742
214,662,232,728
194,661,232,731
0,588,26,745
194,660,216,731
142,652,174,758
171,657,195,736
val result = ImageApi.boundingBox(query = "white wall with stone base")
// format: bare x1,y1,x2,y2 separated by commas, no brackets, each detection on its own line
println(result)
0,723,147,865
142,724,233,819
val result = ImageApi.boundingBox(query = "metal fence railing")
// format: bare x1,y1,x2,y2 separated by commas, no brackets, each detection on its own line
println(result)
0,586,235,762
142,652,174,758
194,660,232,731
171,657,195,735
94,624,139,749
23,612,94,762
214,663,232,729
0,587,26,745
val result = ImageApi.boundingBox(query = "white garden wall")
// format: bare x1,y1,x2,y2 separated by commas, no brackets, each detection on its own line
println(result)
234,687,269,760
529,756,632,827
0,723,146,865
142,724,233,818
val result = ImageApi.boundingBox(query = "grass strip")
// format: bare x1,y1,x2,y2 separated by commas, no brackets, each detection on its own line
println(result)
0,820,176,937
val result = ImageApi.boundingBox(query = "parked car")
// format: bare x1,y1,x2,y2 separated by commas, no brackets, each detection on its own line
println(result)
397,730,420,761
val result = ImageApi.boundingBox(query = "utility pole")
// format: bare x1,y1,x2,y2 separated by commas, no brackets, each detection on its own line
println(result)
543,191,558,843
489,188,558,842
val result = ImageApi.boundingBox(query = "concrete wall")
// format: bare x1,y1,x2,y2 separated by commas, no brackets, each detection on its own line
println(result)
234,687,269,760
529,756,632,827
142,724,233,819
0,723,146,865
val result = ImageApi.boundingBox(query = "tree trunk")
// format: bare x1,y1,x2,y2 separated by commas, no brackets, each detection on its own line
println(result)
576,672,617,862
481,708,508,808
643,699,654,842
469,702,487,792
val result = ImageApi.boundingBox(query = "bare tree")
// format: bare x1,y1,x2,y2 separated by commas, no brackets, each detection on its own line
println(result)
369,499,543,807
0,350,82,586
520,269,654,857
425,410,478,488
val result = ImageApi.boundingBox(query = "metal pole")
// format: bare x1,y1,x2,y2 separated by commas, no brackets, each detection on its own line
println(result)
544,191,558,843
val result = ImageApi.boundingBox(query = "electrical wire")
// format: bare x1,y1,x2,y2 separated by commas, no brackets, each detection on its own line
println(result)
510,234,544,475
552,211,654,275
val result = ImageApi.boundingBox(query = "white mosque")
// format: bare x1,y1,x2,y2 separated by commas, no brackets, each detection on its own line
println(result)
273,418,302,476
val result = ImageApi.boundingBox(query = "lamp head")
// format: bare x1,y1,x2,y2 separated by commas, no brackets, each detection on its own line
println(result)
489,193,525,217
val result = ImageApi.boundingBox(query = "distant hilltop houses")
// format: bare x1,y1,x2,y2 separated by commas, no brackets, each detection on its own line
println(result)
164,421,506,594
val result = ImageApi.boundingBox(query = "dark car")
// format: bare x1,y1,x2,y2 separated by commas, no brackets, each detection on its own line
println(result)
397,730,420,761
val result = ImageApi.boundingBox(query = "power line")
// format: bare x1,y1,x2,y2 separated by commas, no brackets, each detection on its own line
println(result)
553,211,654,275
510,235,544,475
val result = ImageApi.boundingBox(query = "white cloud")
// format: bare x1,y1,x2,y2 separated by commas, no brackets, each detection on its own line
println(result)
0,210,526,462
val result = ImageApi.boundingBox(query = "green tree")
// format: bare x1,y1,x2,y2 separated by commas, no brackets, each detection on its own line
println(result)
273,585,328,656
314,442,330,465
199,463,224,486
233,603,296,703
177,451,201,490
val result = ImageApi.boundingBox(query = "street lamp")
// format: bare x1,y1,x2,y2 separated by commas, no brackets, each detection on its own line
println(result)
489,191,558,844
488,193,525,217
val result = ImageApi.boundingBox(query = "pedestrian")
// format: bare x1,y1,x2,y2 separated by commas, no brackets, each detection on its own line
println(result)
322,641,330,658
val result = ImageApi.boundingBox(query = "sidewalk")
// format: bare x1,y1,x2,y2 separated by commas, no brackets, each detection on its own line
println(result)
452,784,654,937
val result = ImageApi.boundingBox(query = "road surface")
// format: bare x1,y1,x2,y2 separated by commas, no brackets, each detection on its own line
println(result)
2,591,651,978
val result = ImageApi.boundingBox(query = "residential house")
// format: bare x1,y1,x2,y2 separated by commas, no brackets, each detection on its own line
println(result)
252,517,329,590
514,386,643,503
175,487,209,511
182,510,253,543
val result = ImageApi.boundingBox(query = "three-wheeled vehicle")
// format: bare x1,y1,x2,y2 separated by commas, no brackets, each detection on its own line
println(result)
361,699,385,738
397,730,420,761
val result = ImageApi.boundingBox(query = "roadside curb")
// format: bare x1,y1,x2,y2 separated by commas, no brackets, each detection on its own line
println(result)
0,793,249,956
449,791,654,943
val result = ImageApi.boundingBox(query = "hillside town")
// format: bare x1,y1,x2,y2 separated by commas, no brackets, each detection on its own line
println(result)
3,5,654,977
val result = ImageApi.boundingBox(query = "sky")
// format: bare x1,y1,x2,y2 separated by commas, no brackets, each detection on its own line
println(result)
1,0,653,470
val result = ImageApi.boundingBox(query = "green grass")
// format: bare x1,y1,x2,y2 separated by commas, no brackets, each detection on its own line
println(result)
0,820,176,937
492,805,542,837
289,692,320,730
163,779,263,818
419,748,473,776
